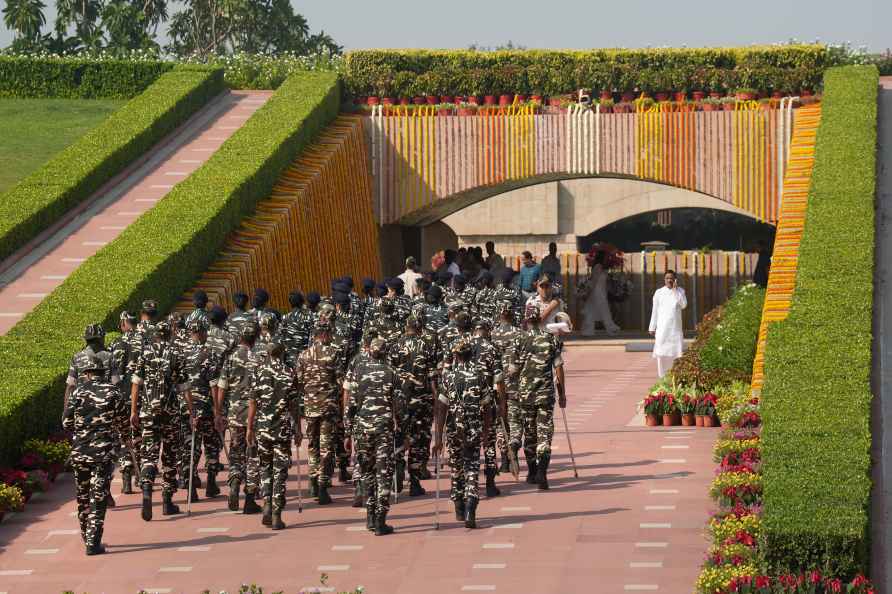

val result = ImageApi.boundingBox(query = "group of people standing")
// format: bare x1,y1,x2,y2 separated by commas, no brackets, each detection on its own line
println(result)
62,264,569,555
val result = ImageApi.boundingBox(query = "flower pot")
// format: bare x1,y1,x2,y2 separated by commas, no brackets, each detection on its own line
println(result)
703,415,717,428
599,105,612,114
702,103,719,112
440,95,453,104
366,96,380,106
722,102,735,111
681,413,696,426
381,97,395,106
399,97,411,105
736,91,757,101
655,92,669,102
468,96,479,105
458,108,476,116
662,413,678,427
600,90,613,101
695,415,704,427
425,95,438,105
413,96,425,105
674,91,687,102
692,90,706,101
531,95,543,103
645,414,662,427
708,91,723,99
621,92,636,102
483,95,496,105
499,94,513,106
437,108,452,116
515,94,526,103
548,97,562,107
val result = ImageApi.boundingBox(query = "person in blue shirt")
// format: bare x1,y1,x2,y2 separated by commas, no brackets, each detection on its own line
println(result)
517,251,541,299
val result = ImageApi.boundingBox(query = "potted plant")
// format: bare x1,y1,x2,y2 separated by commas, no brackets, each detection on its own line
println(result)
696,393,719,427
661,393,679,426
457,102,478,116
436,103,453,116
643,394,663,426
701,97,721,112
597,98,614,114
735,88,758,101
720,96,737,112
393,71,416,103
0,483,25,521
679,393,697,426
613,101,634,114
527,63,549,106
368,64,395,106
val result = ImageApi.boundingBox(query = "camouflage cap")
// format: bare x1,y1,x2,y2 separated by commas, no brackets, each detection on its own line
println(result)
141,299,158,314
83,323,105,341
119,310,137,324
369,338,387,358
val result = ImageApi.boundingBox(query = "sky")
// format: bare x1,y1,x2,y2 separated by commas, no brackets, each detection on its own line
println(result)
1,0,889,52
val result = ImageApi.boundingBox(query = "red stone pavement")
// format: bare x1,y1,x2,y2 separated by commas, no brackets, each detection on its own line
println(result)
0,90,272,335
0,345,720,594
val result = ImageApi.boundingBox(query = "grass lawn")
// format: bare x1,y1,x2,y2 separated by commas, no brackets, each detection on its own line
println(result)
0,98,125,193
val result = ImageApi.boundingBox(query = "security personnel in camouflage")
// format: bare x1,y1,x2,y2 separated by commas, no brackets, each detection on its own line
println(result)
130,320,186,521
247,341,300,531
109,311,141,494
363,297,402,348
280,291,312,365
65,323,115,410
422,285,449,334
493,269,522,326
62,356,121,555
217,322,263,514
224,292,252,336
509,304,567,490
491,304,522,474
185,289,210,329
345,338,406,536
388,314,438,496
295,320,343,505
433,339,493,528
474,271,498,323
472,318,507,497
437,309,473,372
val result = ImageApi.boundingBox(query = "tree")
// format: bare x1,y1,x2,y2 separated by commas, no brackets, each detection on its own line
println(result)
101,0,157,52
2,0,47,43
54,0,103,49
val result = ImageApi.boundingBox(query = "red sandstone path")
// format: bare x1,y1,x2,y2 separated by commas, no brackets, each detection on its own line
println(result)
0,345,719,594
0,90,272,335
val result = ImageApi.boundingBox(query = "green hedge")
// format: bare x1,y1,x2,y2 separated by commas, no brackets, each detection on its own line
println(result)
700,283,765,375
0,65,224,264
760,65,878,577
0,71,341,464
0,56,174,98
342,46,830,98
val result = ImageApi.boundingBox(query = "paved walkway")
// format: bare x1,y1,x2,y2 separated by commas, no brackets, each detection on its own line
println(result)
0,346,719,594
0,90,272,335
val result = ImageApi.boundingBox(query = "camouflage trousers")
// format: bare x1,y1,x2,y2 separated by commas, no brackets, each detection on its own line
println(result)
71,459,113,547
139,411,180,494
333,412,350,470
446,426,482,502
182,414,223,481
258,437,291,514
405,395,434,479
228,426,260,493
114,415,139,472
305,414,336,488
355,428,393,515
483,403,508,472
510,401,555,462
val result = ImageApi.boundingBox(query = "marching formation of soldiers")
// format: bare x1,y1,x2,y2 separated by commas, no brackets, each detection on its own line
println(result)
61,268,567,554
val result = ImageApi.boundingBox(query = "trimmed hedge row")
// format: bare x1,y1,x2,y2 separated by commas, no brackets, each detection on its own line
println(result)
0,71,341,464
0,56,174,99
342,46,831,98
760,66,878,576
0,65,224,264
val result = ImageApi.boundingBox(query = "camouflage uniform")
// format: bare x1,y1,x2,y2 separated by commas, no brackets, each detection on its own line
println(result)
63,371,121,551
185,307,209,329
473,332,504,474
493,285,522,326
109,330,141,476
218,344,262,492
225,309,253,336
250,352,299,516
511,326,563,466
295,336,343,491
132,336,186,495
475,286,498,324
363,301,403,348
491,319,522,470
280,308,313,365
206,325,237,382
423,301,449,334
182,337,222,483
344,347,405,525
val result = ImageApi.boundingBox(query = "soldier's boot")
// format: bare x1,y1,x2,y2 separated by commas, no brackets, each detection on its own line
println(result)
309,477,319,498
262,498,272,526
271,511,285,531
190,483,201,503
242,491,261,514
395,458,406,493
105,492,116,508
454,498,465,522
366,505,376,532
485,469,501,497
205,471,220,498
121,469,133,494
194,474,202,489
409,476,426,497
536,453,550,491
375,510,394,536
85,543,106,556
352,481,365,508
499,452,511,474
338,461,352,484
141,484,153,522
464,497,479,529
317,485,332,505
162,492,181,516
228,480,241,511
524,454,538,485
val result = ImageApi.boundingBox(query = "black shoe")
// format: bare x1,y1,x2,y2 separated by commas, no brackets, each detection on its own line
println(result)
536,454,550,491
194,474,202,489
395,458,405,493
309,477,319,498
262,499,272,526
419,466,432,480
205,472,220,498
338,463,352,484
409,476,426,497
485,469,501,497
85,543,106,556
189,485,200,503
243,492,261,514
162,493,181,516
366,507,376,531
525,456,538,485
121,469,133,494
141,485,153,522
105,492,116,508
228,480,241,511
317,485,332,505
375,510,394,536
271,511,285,530
352,482,365,508
464,497,478,529
454,499,465,522
499,452,511,474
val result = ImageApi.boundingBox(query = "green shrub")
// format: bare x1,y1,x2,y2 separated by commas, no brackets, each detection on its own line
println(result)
0,55,174,99
343,46,830,97
760,66,878,577
0,72,341,465
0,66,224,263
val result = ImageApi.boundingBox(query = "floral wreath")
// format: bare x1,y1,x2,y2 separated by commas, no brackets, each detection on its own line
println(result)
585,242,625,269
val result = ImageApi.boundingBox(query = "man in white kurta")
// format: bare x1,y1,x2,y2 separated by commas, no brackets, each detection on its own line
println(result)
648,271,687,378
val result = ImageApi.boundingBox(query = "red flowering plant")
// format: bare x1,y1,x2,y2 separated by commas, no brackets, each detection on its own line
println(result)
736,411,762,429
724,572,874,594
696,392,719,416
18,451,45,471
585,242,625,269
643,393,666,416
0,468,28,491
720,448,761,474
661,393,679,415
679,392,697,415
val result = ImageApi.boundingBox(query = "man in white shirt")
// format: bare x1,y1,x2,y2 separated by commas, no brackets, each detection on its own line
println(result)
398,257,423,298
648,270,687,378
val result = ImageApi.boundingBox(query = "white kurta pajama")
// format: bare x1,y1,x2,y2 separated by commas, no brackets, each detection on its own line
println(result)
648,286,688,377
